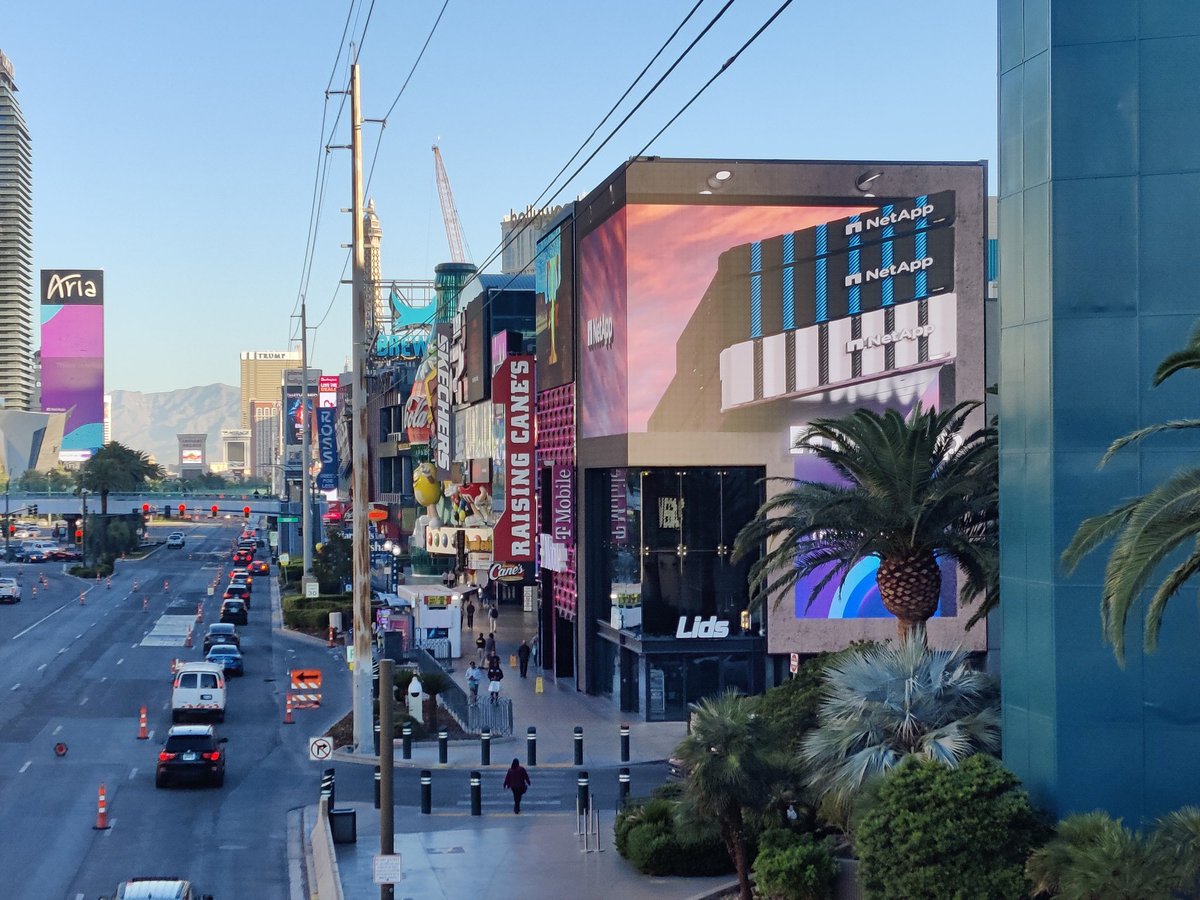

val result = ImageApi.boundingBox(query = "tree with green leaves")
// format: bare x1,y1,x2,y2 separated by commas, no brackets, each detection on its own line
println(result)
733,402,997,640
673,690,793,900
800,636,999,824
1026,807,1200,900
79,442,164,514
1062,323,1200,663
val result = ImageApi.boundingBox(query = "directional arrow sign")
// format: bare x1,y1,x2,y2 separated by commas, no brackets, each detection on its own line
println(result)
308,736,333,762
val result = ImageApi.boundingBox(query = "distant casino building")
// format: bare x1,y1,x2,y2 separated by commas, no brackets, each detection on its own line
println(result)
239,350,300,429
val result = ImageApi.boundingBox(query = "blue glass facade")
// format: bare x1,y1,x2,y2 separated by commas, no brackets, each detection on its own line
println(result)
1000,0,1200,821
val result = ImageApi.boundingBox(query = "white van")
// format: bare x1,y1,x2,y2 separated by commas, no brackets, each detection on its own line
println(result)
171,662,226,723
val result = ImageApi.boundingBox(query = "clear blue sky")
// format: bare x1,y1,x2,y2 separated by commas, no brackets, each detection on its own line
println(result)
5,1,996,394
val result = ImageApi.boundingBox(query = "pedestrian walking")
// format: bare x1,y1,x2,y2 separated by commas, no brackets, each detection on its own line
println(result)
465,597,475,630
530,633,539,666
488,670,503,705
485,632,496,659
465,661,482,704
503,758,531,813
517,639,531,678
488,603,499,628
475,632,486,664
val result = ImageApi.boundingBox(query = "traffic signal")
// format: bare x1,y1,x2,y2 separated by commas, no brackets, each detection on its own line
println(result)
29,504,37,516
179,504,186,516
74,528,83,545
7,524,14,536
243,506,250,519
142,503,150,514
211,505,219,518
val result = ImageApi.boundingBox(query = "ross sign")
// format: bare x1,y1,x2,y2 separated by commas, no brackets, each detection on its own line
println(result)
491,356,536,562
373,854,403,885
790,652,799,674
316,407,339,490
675,616,731,639
308,736,333,761
551,464,574,544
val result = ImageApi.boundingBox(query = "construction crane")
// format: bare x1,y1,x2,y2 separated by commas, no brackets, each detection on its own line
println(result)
432,144,469,263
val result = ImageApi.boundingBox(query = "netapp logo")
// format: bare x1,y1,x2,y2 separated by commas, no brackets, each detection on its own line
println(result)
846,324,934,353
845,203,935,236
844,257,934,288
44,272,99,301
586,315,613,349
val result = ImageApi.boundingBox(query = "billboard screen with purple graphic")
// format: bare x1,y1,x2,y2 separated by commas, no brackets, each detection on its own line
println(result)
40,269,105,457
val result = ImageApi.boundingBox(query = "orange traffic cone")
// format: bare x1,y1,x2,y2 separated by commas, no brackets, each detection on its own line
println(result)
93,783,110,829
79,590,86,606
283,694,295,725
184,627,193,649
142,597,149,613
136,705,149,740
195,603,203,623
327,625,335,648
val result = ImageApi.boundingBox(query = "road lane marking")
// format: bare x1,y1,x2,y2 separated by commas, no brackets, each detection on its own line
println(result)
9,683,19,691
52,725,61,735
79,697,88,706
75,634,82,640
36,664,46,671
117,658,124,665
19,761,30,773
12,600,75,639
58,648,67,654
129,767,138,780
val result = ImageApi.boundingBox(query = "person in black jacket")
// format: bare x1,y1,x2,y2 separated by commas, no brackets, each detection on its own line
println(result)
517,639,531,678
503,758,531,813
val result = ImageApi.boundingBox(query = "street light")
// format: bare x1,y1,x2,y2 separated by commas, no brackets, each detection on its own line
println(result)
80,489,92,570
391,544,402,592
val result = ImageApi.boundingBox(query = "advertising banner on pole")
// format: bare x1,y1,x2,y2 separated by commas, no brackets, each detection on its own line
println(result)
316,408,339,490
491,355,535,563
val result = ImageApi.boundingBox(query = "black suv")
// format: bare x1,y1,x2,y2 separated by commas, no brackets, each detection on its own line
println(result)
155,725,227,788
202,623,240,654
219,599,248,625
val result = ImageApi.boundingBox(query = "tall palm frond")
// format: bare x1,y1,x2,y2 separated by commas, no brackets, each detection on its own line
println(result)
1153,322,1200,385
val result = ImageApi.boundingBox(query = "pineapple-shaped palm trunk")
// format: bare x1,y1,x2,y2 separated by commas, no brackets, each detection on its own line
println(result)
877,552,942,640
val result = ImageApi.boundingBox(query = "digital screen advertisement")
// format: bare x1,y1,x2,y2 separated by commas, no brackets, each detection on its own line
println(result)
535,216,576,392
40,269,105,455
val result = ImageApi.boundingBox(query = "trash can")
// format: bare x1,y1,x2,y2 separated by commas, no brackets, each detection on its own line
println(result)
329,807,357,844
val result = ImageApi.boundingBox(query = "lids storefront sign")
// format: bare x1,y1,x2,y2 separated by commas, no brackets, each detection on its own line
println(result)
676,616,730,639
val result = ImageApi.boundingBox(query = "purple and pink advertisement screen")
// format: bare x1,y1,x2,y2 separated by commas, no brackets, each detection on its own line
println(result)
41,303,104,453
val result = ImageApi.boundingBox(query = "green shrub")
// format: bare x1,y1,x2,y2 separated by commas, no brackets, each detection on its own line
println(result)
614,797,732,877
282,596,352,631
753,834,837,900
855,754,1044,900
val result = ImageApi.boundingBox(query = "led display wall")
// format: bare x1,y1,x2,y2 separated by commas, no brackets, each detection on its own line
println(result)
40,269,104,456
535,216,576,391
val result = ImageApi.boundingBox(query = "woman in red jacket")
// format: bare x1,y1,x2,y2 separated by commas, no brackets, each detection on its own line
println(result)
503,758,531,814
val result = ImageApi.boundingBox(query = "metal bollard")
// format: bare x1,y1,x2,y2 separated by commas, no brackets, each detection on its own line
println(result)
526,726,537,766
320,767,335,809
620,723,630,763
577,770,589,823
480,728,491,766
573,725,584,766
373,723,381,756
374,766,381,809
402,723,412,760
470,770,482,816
619,767,631,805
438,728,449,765
420,770,432,815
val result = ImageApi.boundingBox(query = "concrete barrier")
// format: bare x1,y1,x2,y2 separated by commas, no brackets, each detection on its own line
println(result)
309,795,345,900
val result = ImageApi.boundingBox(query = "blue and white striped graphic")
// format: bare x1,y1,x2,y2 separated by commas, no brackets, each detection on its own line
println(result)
814,224,828,322
914,194,928,298
782,233,795,330
750,242,763,338
880,205,895,307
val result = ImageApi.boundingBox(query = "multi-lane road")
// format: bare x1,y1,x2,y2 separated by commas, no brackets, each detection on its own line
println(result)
0,520,342,900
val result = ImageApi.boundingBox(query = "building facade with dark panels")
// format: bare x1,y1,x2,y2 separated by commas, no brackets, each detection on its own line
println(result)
542,157,987,721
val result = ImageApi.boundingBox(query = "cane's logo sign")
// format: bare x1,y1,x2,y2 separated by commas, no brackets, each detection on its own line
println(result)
488,562,525,582
41,269,104,304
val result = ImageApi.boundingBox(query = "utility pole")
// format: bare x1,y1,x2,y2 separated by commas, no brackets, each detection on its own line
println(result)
350,62,373,752
300,301,315,594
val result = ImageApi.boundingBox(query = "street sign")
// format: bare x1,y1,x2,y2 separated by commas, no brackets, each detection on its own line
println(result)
305,581,319,599
789,652,799,675
308,736,332,761
372,854,403,885
278,515,300,523
279,553,290,565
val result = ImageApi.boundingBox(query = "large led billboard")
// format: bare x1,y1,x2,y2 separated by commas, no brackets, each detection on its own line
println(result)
40,269,104,456
574,159,986,651
535,214,575,391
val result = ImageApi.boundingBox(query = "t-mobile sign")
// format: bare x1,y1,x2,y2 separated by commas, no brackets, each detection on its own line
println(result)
551,464,574,544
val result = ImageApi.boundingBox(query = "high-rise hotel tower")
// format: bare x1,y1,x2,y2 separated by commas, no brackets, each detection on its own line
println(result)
0,50,33,410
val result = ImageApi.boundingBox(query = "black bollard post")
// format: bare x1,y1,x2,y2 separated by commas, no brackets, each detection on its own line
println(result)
438,728,449,765
577,770,590,818
470,770,482,816
526,726,537,767
420,770,432,815
402,723,412,760
480,728,491,766
373,723,381,756
619,767,631,806
374,766,381,809
320,767,335,809
573,726,584,766
619,723,630,763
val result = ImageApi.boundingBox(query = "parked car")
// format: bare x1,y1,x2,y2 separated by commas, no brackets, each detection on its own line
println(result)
155,725,227,788
202,623,240,653
219,599,248,626
0,577,20,603
166,532,186,549
101,877,213,899
205,644,244,678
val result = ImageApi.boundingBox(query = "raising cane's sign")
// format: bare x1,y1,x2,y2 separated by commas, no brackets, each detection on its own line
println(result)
492,356,535,562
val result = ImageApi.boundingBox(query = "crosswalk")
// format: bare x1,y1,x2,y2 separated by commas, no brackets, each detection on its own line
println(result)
140,614,195,647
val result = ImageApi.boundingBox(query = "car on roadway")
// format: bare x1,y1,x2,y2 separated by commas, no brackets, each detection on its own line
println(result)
0,577,20,603
202,623,240,653
229,572,253,592
219,598,248,625
248,559,270,576
166,532,186,549
24,549,48,563
232,549,252,566
223,582,251,608
101,877,213,899
155,725,227,788
205,644,244,677
47,546,81,561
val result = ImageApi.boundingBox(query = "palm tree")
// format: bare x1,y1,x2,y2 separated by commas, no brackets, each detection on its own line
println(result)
674,691,791,900
1026,807,1200,900
732,401,998,639
1062,323,1200,663
79,442,165,514
800,636,999,823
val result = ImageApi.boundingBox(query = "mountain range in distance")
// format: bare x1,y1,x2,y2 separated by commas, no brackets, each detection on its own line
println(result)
109,384,240,470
